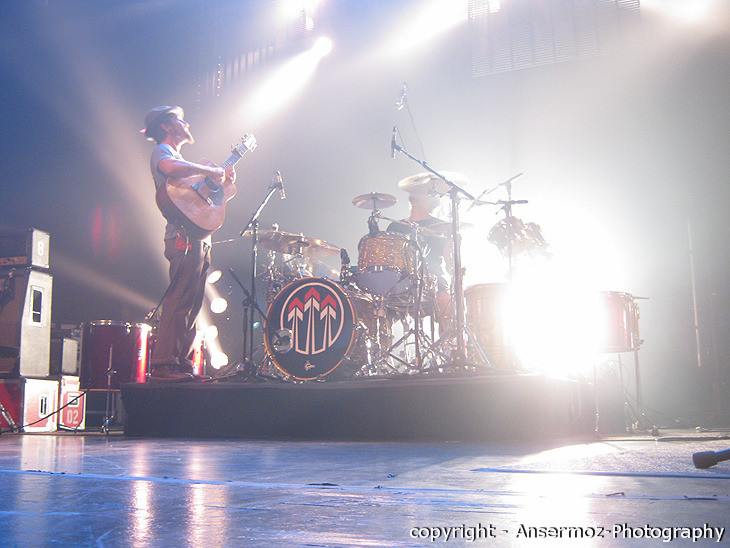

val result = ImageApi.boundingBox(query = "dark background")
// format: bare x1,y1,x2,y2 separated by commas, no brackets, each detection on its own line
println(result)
1,0,728,422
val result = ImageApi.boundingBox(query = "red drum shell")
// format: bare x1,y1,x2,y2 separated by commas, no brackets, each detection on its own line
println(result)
80,321,151,389
598,292,639,353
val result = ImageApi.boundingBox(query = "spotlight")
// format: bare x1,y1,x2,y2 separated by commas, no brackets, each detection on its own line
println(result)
378,0,468,59
239,34,334,125
210,297,228,314
210,351,229,369
312,36,333,58
206,269,222,284
204,324,219,341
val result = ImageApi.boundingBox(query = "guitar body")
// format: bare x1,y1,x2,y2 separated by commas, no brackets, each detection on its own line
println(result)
154,133,256,239
156,159,236,239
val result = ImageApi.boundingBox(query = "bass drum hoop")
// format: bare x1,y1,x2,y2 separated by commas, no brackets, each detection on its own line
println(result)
264,277,357,381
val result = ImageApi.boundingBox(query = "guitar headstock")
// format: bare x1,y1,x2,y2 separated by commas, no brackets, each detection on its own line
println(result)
232,133,257,157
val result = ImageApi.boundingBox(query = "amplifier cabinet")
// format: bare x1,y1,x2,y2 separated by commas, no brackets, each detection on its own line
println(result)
0,268,53,378
0,228,50,270
58,376,85,430
0,378,59,432
50,337,79,376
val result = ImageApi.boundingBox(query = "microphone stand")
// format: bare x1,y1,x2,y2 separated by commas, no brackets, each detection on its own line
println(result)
392,142,474,368
236,177,283,373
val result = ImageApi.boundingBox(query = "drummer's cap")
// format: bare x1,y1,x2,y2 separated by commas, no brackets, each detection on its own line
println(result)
140,105,184,143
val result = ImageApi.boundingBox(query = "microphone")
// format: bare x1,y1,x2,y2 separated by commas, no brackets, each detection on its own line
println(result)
390,126,397,159
395,83,407,110
273,170,285,200
693,448,730,469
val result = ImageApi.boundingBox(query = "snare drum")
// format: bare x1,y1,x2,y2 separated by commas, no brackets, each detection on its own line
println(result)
264,277,360,380
357,232,416,295
79,321,151,389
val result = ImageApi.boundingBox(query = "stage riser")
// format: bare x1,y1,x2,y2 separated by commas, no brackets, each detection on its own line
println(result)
121,375,594,441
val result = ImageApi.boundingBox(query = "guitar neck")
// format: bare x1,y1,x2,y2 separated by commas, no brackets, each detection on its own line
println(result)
221,150,245,169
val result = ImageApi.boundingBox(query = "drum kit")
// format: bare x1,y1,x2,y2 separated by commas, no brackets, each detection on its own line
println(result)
251,168,553,382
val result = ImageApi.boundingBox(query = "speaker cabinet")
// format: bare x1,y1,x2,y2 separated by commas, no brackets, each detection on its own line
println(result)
0,269,52,378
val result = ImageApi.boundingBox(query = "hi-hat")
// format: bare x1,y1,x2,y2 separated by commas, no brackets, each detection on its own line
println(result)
397,171,469,195
352,192,397,210
256,230,340,258
426,220,474,235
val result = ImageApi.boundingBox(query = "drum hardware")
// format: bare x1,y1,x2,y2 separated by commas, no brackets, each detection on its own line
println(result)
463,283,516,370
391,142,489,371
397,171,469,196
256,230,340,258
224,266,269,380
102,345,116,434
263,277,361,381
352,191,397,210
234,179,284,378
359,211,461,372
270,328,292,353
468,173,533,280
595,292,655,435
467,172,523,211
79,320,150,432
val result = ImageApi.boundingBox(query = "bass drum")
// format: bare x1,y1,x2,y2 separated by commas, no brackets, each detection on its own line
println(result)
264,277,359,380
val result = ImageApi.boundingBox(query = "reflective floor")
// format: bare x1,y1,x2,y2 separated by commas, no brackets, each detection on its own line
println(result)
0,431,729,546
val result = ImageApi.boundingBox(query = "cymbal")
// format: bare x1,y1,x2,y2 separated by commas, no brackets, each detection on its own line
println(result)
257,230,340,258
397,171,469,195
352,192,397,210
426,220,474,235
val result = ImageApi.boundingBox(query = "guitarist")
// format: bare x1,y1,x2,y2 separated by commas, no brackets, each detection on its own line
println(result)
143,105,236,382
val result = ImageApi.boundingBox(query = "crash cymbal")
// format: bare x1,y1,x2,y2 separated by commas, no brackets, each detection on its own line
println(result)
258,230,340,258
397,171,469,195
352,192,397,210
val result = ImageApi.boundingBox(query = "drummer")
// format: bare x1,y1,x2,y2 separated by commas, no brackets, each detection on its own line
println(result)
386,191,451,319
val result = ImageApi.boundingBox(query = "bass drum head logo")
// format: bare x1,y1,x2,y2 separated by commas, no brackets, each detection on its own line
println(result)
265,278,355,380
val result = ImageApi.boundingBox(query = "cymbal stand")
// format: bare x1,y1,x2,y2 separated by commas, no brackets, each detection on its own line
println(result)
495,181,528,281
373,214,445,371
470,173,525,282
391,143,473,366
236,177,283,374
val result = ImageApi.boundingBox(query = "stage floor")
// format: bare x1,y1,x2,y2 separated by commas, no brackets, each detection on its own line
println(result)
0,431,729,546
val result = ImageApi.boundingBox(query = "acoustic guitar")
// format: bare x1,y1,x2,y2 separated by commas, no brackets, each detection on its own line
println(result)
155,133,257,239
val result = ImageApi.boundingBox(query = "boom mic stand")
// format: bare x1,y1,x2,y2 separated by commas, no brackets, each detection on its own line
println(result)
391,142,474,368
225,266,268,378
234,174,284,376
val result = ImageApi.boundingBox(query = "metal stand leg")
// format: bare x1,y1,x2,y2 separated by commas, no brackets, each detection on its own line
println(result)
103,345,116,435
0,400,19,433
